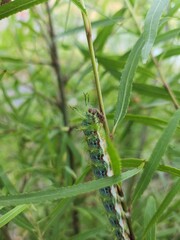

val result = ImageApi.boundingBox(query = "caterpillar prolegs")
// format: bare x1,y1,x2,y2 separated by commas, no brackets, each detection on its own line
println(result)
82,108,131,240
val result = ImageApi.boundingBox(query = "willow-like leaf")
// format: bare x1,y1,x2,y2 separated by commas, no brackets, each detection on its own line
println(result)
0,168,141,206
0,0,48,20
141,0,169,63
133,109,180,202
113,36,145,133
143,178,180,237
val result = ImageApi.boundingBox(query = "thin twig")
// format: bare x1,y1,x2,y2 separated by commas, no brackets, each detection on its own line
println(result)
151,55,179,109
46,2,68,125
45,2,80,235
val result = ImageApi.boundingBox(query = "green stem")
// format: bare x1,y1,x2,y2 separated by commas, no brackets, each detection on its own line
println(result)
80,3,135,239
80,1,110,136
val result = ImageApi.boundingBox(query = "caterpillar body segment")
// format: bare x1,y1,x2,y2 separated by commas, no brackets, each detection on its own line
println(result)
82,108,131,240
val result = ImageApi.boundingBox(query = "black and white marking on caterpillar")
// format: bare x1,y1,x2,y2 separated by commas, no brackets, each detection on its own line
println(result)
82,108,130,240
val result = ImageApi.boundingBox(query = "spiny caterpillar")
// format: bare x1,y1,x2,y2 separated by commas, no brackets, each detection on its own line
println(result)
82,108,130,240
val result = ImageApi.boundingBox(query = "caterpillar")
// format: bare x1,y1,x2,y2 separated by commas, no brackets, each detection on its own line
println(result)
82,108,131,240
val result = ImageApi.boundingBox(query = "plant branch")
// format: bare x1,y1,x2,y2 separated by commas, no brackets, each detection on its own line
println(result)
46,2,79,235
151,55,179,109
80,1,110,136
46,2,68,125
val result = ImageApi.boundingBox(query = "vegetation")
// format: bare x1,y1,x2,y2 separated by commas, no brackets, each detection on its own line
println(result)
0,0,179,239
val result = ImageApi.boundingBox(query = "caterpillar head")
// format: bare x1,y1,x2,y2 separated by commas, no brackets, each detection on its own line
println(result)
88,108,104,123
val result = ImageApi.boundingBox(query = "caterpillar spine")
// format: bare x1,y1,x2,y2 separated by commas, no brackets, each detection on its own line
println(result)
82,108,131,240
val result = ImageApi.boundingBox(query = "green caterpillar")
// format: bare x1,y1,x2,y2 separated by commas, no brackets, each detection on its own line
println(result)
82,108,130,240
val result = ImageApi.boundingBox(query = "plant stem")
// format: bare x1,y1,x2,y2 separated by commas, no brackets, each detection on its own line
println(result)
46,2,68,125
80,2,135,239
80,1,110,136
151,55,179,109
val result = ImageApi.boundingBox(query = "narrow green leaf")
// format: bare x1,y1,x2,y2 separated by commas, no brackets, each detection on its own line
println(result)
133,83,180,102
143,178,180,237
58,17,123,37
71,0,86,14
113,36,145,133
94,9,125,52
133,109,180,202
0,208,34,232
141,0,169,63
0,168,142,206
0,166,34,232
159,199,179,222
0,165,17,194
0,205,28,228
160,46,180,59
42,199,71,234
106,136,121,176
125,114,168,130
122,159,180,177
0,0,48,20
144,196,156,240
155,28,180,44
42,166,91,234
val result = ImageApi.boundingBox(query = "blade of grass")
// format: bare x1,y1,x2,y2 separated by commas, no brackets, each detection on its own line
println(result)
0,168,142,206
143,178,180,238
141,0,169,63
133,109,180,202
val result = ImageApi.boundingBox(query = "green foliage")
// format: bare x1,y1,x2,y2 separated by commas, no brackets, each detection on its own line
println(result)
143,178,180,238
106,135,121,176
0,168,141,206
0,0,48,20
113,36,145,132
133,109,180,202
144,196,156,240
0,0,179,239
0,205,28,228
141,0,169,63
